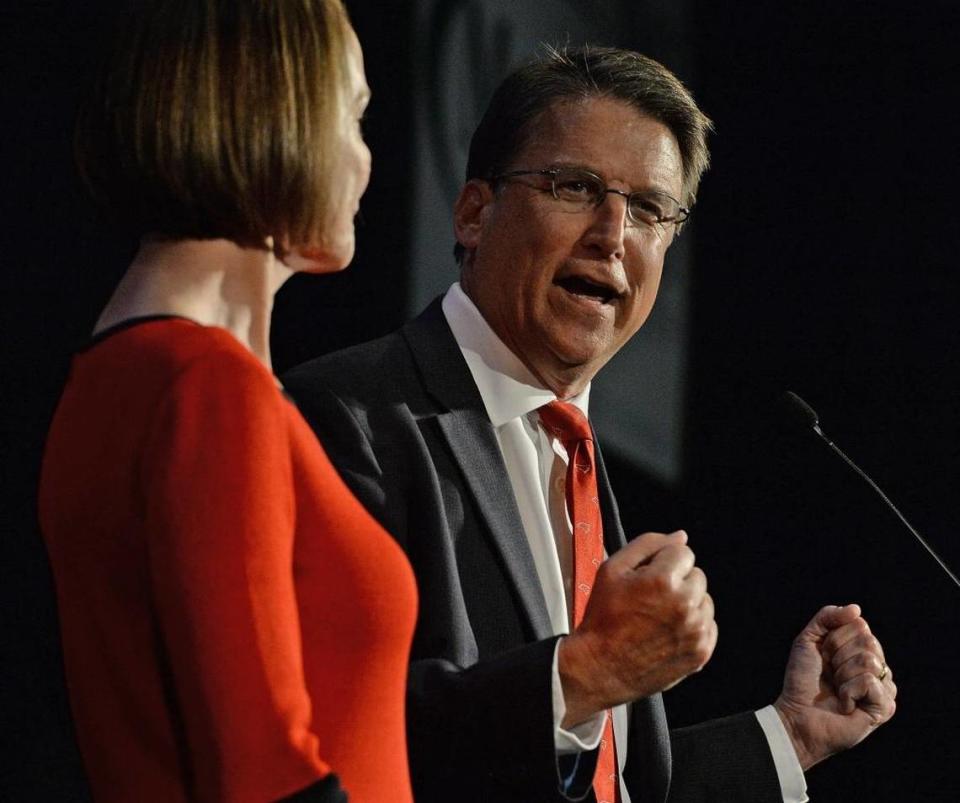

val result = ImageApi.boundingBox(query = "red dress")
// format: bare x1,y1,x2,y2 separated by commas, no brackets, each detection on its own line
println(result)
39,318,417,803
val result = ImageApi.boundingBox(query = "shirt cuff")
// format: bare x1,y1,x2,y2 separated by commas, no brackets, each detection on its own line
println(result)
755,706,809,803
552,638,605,753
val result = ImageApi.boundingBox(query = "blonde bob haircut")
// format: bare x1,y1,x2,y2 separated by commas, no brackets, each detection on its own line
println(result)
76,0,353,248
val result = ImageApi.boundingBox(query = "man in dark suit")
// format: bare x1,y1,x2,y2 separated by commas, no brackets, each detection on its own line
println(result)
283,47,896,802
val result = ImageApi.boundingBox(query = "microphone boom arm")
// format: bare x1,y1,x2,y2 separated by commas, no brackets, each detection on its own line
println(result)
810,423,960,590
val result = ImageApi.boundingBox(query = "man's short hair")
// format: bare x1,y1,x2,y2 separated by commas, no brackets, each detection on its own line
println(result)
455,45,713,263
76,0,353,247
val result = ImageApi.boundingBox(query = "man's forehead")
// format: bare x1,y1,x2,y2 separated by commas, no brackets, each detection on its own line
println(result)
513,96,684,192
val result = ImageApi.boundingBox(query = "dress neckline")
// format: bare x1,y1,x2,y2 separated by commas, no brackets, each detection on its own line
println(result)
80,314,201,352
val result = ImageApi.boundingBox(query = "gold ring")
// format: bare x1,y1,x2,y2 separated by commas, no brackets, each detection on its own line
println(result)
878,663,889,682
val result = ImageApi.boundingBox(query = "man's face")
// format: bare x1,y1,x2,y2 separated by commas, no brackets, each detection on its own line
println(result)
457,96,685,398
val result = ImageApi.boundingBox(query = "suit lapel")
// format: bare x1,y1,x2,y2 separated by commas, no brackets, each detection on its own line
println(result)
401,301,554,641
593,435,628,555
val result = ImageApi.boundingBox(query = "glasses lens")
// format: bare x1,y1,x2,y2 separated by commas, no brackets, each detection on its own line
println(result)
551,169,605,207
628,191,681,225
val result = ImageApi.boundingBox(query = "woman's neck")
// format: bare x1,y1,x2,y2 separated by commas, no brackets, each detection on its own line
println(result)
95,237,293,371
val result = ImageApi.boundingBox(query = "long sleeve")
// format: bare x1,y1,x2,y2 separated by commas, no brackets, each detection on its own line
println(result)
141,352,338,802
668,712,783,802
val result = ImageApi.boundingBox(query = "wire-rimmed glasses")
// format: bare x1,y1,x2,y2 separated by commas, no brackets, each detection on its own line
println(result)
490,166,689,227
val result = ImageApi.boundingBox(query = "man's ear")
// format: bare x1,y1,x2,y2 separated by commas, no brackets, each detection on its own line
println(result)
453,179,495,253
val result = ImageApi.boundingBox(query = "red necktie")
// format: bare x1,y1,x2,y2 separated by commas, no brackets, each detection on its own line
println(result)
539,401,619,803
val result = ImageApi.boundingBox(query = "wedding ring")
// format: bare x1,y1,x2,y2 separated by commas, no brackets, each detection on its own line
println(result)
878,662,889,681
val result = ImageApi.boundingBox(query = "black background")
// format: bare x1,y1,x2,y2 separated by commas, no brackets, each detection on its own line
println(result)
3,1,958,800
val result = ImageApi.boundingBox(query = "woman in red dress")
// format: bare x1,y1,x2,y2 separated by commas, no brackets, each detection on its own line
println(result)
38,2,416,801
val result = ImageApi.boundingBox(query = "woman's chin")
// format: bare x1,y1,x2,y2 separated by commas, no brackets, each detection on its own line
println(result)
285,241,354,274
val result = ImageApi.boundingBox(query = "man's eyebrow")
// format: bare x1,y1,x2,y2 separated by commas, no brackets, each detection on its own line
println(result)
547,162,678,195
545,161,595,172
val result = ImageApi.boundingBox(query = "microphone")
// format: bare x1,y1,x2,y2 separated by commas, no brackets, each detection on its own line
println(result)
780,390,960,590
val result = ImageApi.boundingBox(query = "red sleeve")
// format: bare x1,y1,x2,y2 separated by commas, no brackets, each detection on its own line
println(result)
140,349,332,803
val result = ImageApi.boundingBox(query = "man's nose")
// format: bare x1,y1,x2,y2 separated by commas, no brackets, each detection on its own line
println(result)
583,191,628,259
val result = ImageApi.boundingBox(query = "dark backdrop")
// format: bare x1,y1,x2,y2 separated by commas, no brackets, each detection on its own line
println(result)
3,1,958,800
629,3,960,799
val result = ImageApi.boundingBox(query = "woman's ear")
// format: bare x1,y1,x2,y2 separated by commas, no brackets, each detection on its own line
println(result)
453,179,495,255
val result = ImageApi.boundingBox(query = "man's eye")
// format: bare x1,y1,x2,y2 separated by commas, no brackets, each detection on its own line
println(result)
555,176,600,201
630,196,666,223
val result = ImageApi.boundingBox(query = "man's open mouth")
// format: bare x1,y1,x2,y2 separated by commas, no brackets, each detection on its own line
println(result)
556,275,619,304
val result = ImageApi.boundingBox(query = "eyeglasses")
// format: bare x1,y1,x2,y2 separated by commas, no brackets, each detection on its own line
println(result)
490,167,690,227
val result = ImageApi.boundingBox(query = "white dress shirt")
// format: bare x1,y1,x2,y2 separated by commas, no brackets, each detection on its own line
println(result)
442,282,807,802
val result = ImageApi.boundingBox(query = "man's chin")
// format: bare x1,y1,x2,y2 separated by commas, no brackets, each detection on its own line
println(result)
531,336,615,390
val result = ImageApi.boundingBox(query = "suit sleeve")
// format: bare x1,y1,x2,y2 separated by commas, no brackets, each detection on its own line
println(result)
140,354,346,803
668,712,783,802
286,379,589,803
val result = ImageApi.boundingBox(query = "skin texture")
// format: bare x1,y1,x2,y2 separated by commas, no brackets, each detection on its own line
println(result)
774,604,897,770
456,96,683,400
558,531,717,727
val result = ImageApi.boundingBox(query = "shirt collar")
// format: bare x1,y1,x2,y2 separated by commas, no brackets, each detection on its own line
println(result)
441,282,590,427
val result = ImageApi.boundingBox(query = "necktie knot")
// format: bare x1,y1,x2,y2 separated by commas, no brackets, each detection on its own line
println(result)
538,400,592,445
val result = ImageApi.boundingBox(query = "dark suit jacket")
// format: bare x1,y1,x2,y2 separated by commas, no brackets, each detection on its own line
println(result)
282,299,783,803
